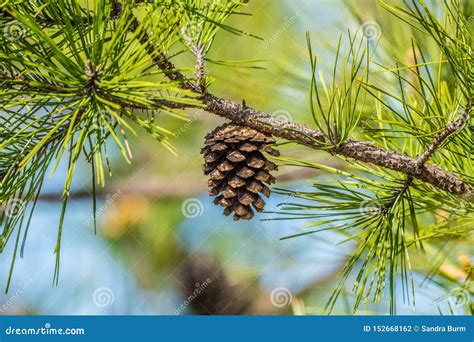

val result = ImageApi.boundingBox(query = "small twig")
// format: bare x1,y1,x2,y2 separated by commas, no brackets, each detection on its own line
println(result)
119,11,471,196
417,101,472,167
191,42,206,93
179,22,207,92
120,7,472,195
385,98,472,208
202,94,471,195
4,2,469,197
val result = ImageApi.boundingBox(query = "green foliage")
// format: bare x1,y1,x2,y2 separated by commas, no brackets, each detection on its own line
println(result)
0,0,472,316
272,157,472,314
307,31,371,148
0,0,243,289
272,0,472,314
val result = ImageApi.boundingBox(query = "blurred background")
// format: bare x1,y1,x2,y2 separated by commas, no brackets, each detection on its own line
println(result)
0,0,470,315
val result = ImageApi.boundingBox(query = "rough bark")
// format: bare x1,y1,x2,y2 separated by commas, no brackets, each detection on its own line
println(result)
202,94,471,195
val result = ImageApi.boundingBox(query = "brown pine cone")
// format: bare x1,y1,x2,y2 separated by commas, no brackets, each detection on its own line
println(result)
201,123,279,220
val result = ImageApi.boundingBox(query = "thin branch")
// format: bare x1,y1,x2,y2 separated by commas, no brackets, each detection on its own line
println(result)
202,94,471,196
190,41,206,92
3,2,470,197
385,98,472,209
417,100,472,167
119,10,471,196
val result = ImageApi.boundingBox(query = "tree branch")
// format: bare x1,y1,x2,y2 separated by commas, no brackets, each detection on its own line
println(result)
383,98,472,209
122,9,471,196
4,2,468,197
201,94,471,196
417,99,472,167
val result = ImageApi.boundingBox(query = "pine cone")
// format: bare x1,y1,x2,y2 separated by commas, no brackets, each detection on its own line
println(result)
201,123,279,220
